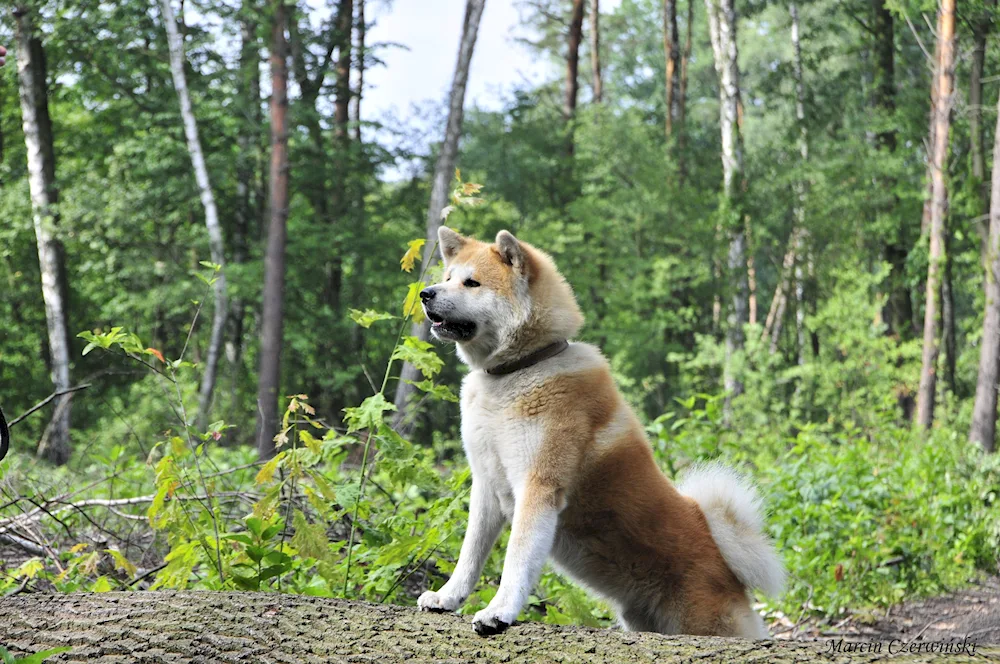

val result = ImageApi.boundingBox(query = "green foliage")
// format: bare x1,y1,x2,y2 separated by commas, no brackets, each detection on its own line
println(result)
0,647,72,664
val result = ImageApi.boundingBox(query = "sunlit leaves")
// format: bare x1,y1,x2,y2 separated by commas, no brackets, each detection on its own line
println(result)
402,281,426,323
400,238,425,272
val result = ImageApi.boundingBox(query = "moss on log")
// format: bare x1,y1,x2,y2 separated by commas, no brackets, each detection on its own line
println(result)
0,592,994,663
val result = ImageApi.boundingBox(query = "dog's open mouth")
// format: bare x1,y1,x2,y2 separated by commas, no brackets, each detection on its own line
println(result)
427,311,477,341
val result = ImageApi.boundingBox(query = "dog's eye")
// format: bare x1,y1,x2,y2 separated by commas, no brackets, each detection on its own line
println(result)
464,278,481,288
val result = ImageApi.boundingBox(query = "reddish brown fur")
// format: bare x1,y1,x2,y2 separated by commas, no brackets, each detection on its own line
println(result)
511,369,749,635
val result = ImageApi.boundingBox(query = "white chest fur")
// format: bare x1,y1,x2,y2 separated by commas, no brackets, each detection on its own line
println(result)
457,343,603,519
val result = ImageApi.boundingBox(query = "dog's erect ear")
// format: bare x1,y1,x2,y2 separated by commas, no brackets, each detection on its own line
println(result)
495,230,526,270
438,226,467,266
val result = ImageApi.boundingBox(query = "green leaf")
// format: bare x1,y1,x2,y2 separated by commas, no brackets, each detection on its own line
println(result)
391,336,444,379
343,393,396,433
349,309,395,328
405,379,459,402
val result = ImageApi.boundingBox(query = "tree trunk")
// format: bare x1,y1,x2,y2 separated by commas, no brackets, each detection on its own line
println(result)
0,592,989,663
160,0,229,433
969,87,1000,454
325,0,354,320
677,0,693,176
915,0,955,430
228,0,262,429
590,0,602,103
970,0,995,253
871,0,911,341
391,0,487,435
663,0,680,139
14,6,72,465
565,0,585,155
256,0,291,459
352,0,365,143
705,0,747,410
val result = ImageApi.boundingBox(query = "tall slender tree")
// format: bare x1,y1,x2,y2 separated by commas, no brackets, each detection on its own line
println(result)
565,0,585,155
160,0,228,432
590,0,602,103
352,0,365,143
663,0,680,138
229,0,263,421
14,6,73,464
970,0,996,252
969,88,1000,454
677,0,693,175
256,0,291,458
916,0,956,429
705,0,747,410
872,0,912,340
392,0,487,434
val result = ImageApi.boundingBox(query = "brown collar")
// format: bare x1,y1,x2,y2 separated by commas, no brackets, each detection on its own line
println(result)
485,339,570,376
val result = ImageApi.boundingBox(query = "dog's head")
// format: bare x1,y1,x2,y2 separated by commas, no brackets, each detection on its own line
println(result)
421,227,583,369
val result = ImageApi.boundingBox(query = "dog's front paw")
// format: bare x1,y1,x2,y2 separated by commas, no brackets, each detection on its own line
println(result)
418,589,462,613
472,607,516,636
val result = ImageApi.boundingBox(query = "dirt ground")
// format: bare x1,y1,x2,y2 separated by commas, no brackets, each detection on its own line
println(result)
773,576,1000,647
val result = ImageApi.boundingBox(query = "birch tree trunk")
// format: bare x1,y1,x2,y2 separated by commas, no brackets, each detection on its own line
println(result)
663,0,680,139
392,0,486,435
160,0,229,433
14,6,73,465
590,0,602,103
256,0,291,458
565,0,585,156
969,87,1000,454
705,0,747,409
915,0,955,430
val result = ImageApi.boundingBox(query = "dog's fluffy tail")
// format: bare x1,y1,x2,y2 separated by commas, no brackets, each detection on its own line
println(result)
679,463,786,597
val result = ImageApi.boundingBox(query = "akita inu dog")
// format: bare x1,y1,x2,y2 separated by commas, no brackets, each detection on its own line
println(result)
417,227,785,638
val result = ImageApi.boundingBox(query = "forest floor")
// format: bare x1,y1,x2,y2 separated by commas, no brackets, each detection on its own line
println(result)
775,576,1000,645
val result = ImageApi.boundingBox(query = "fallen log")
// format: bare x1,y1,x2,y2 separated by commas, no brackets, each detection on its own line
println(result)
0,591,993,663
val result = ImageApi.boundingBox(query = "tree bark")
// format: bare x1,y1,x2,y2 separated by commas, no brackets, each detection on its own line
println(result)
677,0,693,176
565,0,585,155
160,0,229,433
391,0,487,435
970,0,995,253
663,0,680,139
969,87,1000,454
705,0,747,410
871,0,912,341
0,592,990,663
352,0,365,143
14,6,73,465
590,0,602,103
915,0,955,430
256,0,291,458
228,0,263,428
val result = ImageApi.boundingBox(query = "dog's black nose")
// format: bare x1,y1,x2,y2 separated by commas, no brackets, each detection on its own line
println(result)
420,287,436,302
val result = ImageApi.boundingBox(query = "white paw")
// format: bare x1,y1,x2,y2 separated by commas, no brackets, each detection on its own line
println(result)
418,589,462,613
472,605,517,636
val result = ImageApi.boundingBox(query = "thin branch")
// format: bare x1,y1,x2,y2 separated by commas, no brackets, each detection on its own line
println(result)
9,384,93,428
